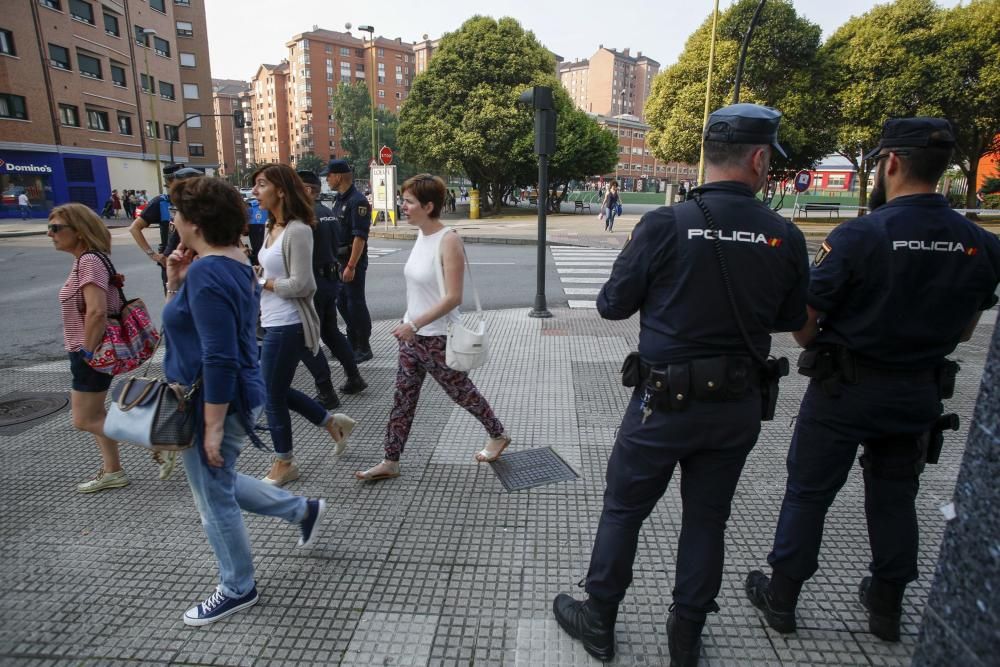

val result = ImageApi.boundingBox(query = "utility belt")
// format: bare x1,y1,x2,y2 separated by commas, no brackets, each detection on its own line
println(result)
621,352,788,420
797,344,958,399
314,263,339,280
335,246,352,260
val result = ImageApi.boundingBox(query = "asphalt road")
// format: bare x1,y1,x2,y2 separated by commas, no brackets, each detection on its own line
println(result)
0,230,564,368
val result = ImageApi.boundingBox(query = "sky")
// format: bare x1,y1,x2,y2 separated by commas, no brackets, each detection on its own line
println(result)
205,0,963,81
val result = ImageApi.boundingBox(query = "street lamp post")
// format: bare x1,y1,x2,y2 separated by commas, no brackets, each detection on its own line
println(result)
141,28,163,194
357,24,378,168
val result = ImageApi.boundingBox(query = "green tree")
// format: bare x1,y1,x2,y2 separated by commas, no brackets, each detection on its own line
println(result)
398,16,553,212
819,0,942,211
546,93,619,204
924,0,1000,208
330,82,375,175
644,0,833,177
295,153,324,175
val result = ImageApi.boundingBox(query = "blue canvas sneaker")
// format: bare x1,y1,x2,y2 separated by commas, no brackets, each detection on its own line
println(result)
298,498,327,548
183,585,259,626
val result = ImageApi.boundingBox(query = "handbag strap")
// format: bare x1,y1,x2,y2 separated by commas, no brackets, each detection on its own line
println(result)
433,229,483,318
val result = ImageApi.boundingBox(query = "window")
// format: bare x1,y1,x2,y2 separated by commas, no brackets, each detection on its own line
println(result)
117,114,132,135
175,21,193,37
140,73,154,92
339,47,349,56
184,112,201,128
182,83,199,99
59,104,79,126
40,0,62,9
150,0,166,12
189,143,204,156
69,0,94,24
77,51,102,79
179,52,195,67
48,43,70,70
134,25,148,47
827,174,846,188
86,108,109,131
0,29,13,56
145,120,160,138
377,89,384,98
164,124,179,141
159,81,175,100
174,0,190,5
103,13,119,36
153,36,170,57
0,93,28,119
110,62,126,87
377,47,384,57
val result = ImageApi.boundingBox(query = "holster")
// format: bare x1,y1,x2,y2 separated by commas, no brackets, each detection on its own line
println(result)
760,357,789,421
797,345,854,396
860,413,960,478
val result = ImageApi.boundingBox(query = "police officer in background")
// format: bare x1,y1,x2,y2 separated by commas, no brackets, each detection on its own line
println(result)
745,118,1000,643
296,170,368,408
553,104,810,666
323,159,374,363
128,165,202,291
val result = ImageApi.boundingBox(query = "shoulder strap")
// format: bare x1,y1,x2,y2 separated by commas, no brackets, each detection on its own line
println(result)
433,230,483,318
79,250,127,314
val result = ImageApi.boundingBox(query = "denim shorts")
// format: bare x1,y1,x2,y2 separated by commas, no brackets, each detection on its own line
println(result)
68,350,112,393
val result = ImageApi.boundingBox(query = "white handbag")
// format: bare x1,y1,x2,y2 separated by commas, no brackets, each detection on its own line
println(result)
434,231,489,372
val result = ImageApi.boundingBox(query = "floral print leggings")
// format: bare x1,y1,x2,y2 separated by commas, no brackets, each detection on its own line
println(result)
384,335,504,461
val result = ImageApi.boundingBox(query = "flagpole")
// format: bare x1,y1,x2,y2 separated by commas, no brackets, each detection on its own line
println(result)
697,0,721,186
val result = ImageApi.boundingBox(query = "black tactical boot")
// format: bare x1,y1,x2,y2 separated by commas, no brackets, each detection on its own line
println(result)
355,338,374,363
859,576,904,642
340,374,368,394
552,594,617,661
667,608,704,667
745,570,800,634
313,385,341,410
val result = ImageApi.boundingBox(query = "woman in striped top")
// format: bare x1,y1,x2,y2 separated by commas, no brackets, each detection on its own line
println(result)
51,203,128,493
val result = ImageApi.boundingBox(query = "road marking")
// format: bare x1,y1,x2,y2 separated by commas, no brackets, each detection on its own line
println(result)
561,277,608,284
551,246,620,308
567,300,598,309
564,287,601,295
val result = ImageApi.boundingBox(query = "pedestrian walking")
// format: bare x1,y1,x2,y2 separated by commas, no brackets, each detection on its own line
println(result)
553,104,810,665
251,164,356,487
18,191,30,219
111,190,121,219
354,174,509,482
601,182,621,232
324,160,374,363
50,203,128,492
296,169,368,408
744,118,1000,644
161,174,328,627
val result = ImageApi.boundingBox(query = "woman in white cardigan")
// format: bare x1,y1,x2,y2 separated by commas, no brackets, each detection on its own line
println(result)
252,165,355,486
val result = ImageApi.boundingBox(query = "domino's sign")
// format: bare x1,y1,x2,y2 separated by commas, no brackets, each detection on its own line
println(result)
0,158,53,174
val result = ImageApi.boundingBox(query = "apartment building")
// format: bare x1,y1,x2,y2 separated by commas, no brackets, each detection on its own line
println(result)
211,78,248,178
593,113,698,191
172,0,217,171
0,0,216,217
248,62,289,166
560,46,660,120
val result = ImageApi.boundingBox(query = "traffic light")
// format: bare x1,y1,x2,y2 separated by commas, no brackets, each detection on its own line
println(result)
517,87,556,156
233,110,245,129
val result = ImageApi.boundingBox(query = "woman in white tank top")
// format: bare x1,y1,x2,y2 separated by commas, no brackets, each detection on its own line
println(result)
354,175,510,482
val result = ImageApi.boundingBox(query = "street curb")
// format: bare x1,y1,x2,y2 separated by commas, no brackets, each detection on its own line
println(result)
0,230,48,239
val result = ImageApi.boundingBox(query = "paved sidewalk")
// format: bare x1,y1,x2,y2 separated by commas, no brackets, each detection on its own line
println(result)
0,306,995,665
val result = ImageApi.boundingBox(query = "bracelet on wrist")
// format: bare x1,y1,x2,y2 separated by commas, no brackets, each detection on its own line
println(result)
145,249,154,256
79,348,93,360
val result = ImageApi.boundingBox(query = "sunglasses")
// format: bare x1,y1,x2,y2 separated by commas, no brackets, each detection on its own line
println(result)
47,223,71,233
869,149,911,166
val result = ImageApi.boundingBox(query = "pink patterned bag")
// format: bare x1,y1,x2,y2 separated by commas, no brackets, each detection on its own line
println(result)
83,252,160,375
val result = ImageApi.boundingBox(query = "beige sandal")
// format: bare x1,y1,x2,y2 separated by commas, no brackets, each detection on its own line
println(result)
475,433,511,463
327,413,356,456
354,459,400,481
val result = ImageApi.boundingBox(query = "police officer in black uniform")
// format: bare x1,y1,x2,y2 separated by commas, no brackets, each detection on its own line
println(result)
745,118,1000,643
296,170,368,408
323,159,374,363
553,104,810,666
128,165,202,291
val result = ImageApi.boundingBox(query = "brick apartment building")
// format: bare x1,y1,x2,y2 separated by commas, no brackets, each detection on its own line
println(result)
0,0,217,217
249,62,290,166
593,113,698,192
560,46,660,120
211,78,248,179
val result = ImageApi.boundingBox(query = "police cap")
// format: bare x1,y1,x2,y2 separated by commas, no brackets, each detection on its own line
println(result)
172,167,203,180
321,159,352,176
863,117,956,160
704,103,787,158
297,170,322,187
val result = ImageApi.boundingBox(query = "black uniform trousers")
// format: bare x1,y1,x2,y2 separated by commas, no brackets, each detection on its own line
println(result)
337,265,372,345
586,390,761,623
767,375,941,586
300,275,359,384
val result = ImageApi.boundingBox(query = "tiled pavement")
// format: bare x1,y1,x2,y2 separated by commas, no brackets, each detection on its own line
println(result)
0,306,995,666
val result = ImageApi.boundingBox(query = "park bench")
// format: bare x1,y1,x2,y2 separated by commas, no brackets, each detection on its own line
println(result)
796,202,841,218
574,200,592,214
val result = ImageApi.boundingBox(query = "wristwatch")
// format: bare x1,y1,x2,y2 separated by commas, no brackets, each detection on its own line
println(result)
258,277,267,287
145,249,155,257
404,319,419,333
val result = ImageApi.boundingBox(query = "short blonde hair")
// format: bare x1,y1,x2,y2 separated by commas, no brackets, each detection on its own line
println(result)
50,203,111,253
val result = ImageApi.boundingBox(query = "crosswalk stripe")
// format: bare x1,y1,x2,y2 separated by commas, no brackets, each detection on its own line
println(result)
564,287,601,295
567,300,598,309
561,277,607,284
556,268,611,274
551,246,621,309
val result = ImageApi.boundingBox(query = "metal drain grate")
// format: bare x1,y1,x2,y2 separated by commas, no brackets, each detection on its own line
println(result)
490,447,579,492
0,391,69,435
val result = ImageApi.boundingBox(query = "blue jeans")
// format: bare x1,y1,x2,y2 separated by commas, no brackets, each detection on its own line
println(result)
182,407,307,599
261,323,330,459
604,207,617,230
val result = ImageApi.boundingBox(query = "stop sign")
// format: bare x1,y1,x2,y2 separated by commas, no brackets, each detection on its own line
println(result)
379,145,393,165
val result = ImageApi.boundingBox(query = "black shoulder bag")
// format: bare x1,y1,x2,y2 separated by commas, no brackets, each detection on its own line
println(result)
684,194,789,421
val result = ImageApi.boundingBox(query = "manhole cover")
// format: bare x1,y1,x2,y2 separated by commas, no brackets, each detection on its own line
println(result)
0,392,69,432
490,447,579,492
